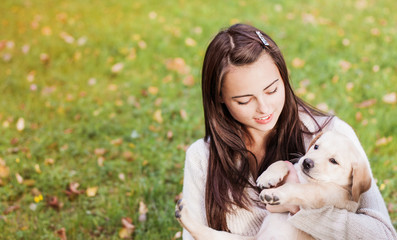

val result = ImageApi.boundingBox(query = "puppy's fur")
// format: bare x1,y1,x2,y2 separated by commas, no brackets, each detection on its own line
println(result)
175,131,372,240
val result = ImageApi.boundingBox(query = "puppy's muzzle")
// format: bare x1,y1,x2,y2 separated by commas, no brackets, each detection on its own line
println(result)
303,158,314,170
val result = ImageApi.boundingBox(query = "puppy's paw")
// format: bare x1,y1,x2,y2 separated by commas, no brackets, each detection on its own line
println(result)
256,161,290,189
175,199,184,219
257,174,285,189
259,189,282,205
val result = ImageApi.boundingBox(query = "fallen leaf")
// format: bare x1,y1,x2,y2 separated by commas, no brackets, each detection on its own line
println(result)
382,92,396,104
153,110,163,123
16,118,25,131
118,173,125,181
148,86,158,95
182,75,195,86
167,130,173,140
47,196,64,210
56,228,67,240
291,58,305,68
185,37,196,47
139,201,148,222
86,186,98,197
119,217,135,239
40,53,50,65
64,182,85,199
165,58,190,74
0,165,10,178
339,60,351,72
15,173,24,184
111,63,124,73
375,136,392,146
94,148,106,156
356,99,376,108
110,138,123,146
180,109,187,120
3,205,20,215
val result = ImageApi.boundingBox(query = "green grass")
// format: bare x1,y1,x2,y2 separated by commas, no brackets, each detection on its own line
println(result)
1,0,396,239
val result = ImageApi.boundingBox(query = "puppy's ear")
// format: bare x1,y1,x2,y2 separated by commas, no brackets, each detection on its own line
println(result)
351,161,372,202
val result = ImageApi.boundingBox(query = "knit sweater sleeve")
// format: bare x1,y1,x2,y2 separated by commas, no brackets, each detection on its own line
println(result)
288,117,397,239
181,139,209,240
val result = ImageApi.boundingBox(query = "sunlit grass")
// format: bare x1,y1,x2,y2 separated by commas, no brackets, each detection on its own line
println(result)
0,0,396,239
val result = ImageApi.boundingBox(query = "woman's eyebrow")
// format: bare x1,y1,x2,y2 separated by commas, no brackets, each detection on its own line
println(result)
232,79,279,99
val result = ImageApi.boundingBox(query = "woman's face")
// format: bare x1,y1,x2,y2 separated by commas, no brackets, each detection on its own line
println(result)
221,53,285,142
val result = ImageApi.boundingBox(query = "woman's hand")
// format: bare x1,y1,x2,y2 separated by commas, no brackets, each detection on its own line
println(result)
265,161,300,215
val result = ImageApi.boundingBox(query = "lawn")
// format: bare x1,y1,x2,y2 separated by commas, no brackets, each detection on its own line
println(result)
0,0,396,239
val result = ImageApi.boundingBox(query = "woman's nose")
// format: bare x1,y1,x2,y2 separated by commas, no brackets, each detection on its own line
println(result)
256,97,270,113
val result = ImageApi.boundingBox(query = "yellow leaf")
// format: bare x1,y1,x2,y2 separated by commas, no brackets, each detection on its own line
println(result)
153,110,163,123
86,186,98,197
185,37,196,47
148,86,159,95
0,165,10,178
34,164,41,174
292,58,305,68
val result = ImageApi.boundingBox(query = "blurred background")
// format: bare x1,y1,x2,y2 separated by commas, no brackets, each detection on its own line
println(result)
0,0,396,239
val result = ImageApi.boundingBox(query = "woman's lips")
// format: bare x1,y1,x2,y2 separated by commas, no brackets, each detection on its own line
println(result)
254,114,273,124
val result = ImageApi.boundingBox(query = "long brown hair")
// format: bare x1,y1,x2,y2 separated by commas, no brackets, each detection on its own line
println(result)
202,24,331,231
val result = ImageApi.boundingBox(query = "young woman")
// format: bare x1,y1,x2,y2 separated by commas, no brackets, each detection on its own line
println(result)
181,23,396,239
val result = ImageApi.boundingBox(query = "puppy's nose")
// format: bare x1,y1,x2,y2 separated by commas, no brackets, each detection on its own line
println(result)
303,158,314,169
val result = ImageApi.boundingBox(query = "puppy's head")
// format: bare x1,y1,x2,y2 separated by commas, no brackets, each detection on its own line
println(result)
298,131,371,202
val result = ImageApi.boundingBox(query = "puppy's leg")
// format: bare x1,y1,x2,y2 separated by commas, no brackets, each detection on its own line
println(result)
257,161,290,189
175,199,254,240
260,183,356,210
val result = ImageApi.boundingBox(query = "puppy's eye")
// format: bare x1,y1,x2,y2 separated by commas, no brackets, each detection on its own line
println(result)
314,145,319,150
329,158,338,165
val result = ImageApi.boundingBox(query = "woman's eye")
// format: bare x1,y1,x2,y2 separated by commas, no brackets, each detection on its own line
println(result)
237,101,249,105
267,87,278,94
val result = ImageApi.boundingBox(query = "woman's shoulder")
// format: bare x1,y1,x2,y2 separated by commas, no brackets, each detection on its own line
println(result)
185,138,210,172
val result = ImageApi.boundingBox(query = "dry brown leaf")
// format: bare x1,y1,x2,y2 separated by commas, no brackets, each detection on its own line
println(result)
165,58,190,74
64,182,85,199
47,196,64,211
94,148,106,156
56,228,67,240
182,75,195,86
110,138,123,146
375,136,392,146
167,130,173,140
356,99,376,108
3,205,20,215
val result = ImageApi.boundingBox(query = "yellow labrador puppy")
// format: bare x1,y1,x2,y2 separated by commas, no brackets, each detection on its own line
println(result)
175,131,372,240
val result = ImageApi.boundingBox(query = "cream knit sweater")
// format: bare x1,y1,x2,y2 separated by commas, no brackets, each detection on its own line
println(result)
181,113,397,239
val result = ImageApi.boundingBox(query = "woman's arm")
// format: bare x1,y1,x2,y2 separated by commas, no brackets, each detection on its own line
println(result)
181,139,209,240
